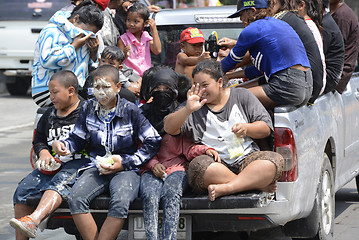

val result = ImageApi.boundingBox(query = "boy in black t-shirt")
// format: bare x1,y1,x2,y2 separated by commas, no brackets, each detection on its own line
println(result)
10,70,89,239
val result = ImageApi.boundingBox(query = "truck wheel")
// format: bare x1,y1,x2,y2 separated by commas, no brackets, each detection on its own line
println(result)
6,76,30,96
311,154,334,240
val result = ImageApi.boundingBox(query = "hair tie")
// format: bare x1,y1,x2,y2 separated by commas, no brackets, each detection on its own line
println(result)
127,3,133,10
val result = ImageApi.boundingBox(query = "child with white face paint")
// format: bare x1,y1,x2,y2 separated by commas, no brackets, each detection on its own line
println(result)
52,65,161,240
93,76,120,109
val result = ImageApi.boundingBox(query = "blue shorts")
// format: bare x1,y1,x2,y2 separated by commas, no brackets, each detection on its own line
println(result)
13,157,90,205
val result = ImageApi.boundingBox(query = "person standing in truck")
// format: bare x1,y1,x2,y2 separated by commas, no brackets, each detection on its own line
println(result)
32,5,104,107
221,0,313,109
164,60,284,201
330,0,359,93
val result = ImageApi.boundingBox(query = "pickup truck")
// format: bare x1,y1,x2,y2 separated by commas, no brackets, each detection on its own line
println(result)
27,6,359,240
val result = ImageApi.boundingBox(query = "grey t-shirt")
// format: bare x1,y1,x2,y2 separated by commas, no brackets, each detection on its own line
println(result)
181,88,273,164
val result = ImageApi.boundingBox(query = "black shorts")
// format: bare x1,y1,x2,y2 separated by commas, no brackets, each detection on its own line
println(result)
262,68,313,107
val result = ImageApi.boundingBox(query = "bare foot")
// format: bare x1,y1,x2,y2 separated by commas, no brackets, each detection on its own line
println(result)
208,185,217,201
260,181,277,193
208,184,231,201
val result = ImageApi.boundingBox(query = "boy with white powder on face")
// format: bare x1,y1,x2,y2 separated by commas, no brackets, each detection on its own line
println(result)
52,65,161,239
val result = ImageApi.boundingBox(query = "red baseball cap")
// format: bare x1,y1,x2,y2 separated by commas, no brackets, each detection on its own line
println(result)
94,0,110,11
180,27,205,44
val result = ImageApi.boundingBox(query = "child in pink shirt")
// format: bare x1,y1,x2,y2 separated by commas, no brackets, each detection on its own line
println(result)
117,2,161,76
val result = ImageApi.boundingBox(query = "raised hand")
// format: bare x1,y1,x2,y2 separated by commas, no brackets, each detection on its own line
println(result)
185,83,207,113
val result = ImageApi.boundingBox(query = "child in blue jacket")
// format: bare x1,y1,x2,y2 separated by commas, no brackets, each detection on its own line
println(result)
53,65,161,239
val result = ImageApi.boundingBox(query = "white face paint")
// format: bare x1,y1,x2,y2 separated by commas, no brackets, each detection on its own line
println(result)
93,77,117,108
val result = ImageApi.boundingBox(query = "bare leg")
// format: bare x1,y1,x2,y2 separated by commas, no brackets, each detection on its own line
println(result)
98,217,125,240
202,162,237,188
72,213,99,240
30,190,62,226
207,160,277,201
14,204,34,240
248,86,276,110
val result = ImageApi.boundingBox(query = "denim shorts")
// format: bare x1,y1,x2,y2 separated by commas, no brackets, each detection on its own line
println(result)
262,68,313,107
13,157,90,204
68,167,140,218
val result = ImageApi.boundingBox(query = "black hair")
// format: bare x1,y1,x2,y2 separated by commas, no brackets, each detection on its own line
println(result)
192,60,224,82
276,0,298,12
91,65,119,84
50,70,79,93
177,73,191,103
127,2,150,21
101,46,125,63
70,5,104,30
295,0,323,31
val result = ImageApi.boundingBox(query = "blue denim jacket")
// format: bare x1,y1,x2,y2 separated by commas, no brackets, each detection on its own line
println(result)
63,96,161,171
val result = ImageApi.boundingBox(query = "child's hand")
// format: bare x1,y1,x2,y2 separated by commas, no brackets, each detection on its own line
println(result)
200,51,211,61
100,155,124,174
37,150,55,170
124,44,132,58
185,83,207,113
152,163,166,178
206,148,221,162
232,123,248,138
146,18,157,32
52,140,71,156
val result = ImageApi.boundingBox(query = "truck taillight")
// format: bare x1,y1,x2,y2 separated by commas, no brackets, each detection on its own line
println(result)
274,128,298,182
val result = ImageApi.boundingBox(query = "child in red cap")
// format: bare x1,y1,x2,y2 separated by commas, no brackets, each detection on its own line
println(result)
175,27,211,83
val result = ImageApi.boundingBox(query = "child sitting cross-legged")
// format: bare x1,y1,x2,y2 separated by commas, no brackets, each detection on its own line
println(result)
53,65,161,240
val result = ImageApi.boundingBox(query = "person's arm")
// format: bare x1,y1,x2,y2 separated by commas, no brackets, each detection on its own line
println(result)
148,19,161,55
120,108,162,170
232,121,271,139
176,52,211,67
86,35,100,62
224,69,246,80
53,103,90,155
164,84,207,135
218,37,237,49
117,37,131,59
32,110,51,156
221,28,254,73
